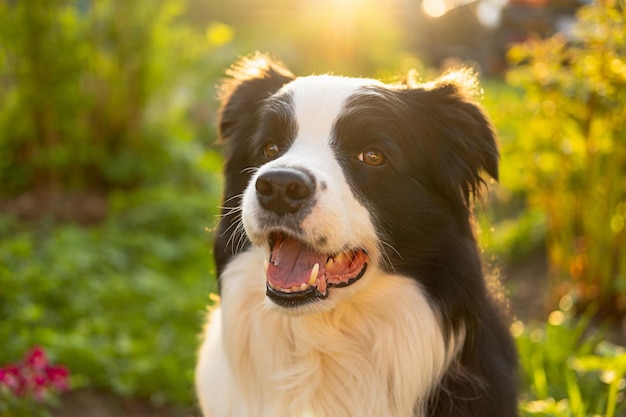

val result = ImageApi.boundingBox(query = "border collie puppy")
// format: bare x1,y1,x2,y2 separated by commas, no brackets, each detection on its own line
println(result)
196,54,517,417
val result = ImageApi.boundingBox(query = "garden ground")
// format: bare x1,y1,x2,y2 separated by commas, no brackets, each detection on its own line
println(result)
51,388,197,417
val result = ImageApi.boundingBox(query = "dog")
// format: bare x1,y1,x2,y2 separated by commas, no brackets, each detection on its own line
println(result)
196,53,518,417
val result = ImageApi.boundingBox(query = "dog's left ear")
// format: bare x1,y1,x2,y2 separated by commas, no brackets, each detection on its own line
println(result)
213,54,295,291
406,70,499,207
218,53,295,144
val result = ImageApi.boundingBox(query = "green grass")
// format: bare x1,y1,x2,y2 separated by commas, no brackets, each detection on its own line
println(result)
514,306,626,416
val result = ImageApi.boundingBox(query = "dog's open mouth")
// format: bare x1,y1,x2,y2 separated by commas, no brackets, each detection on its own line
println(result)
264,232,368,307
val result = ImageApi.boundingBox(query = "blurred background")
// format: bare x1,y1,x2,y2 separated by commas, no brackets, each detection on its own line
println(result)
1,0,625,416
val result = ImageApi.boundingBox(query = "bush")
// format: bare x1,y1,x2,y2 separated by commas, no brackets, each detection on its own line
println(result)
0,0,228,195
504,0,626,316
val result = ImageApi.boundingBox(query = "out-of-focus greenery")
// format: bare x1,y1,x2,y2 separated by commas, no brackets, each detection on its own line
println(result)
514,301,626,417
503,0,626,315
478,79,547,263
481,3,626,413
0,183,220,404
1,0,625,414
0,0,228,406
0,0,230,194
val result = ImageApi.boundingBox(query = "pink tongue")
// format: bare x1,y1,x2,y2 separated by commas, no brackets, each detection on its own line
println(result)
266,236,326,289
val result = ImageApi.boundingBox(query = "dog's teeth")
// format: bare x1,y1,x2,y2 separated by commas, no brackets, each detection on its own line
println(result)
299,283,308,292
334,252,346,263
308,263,319,285
325,258,334,268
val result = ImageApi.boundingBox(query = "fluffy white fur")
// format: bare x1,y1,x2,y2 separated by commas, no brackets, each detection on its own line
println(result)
196,250,461,417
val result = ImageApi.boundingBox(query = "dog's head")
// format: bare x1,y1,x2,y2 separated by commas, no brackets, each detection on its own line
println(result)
214,54,498,313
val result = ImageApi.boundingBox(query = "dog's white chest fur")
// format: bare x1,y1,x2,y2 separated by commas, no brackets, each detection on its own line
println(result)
196,250,453,417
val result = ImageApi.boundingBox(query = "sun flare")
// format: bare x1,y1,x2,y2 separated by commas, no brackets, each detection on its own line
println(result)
422,0,447,17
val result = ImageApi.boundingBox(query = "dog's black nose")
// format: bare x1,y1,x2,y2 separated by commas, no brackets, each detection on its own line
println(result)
255,168,314,216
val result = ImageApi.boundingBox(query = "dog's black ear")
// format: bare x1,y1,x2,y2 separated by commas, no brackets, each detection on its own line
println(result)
214,54,294,290
217,53,295,201
406,69,499,208
218,53,295,144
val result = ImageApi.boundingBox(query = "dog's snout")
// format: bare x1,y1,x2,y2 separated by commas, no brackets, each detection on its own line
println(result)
255,168,315,216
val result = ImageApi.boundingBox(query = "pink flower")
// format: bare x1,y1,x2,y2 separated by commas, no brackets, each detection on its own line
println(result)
0,363,26,396
0,346,71,402
45,365,70,392
32,374,49,400
25,346,48,370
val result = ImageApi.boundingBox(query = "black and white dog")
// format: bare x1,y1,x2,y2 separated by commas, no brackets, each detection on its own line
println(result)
196,54,517,417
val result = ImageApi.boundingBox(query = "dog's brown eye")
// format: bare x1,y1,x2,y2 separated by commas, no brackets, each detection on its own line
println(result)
357,149,385,166
263,143,281,159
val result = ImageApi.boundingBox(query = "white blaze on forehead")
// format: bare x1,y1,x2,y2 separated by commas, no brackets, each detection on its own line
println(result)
243,74,384,259
279,75,381,146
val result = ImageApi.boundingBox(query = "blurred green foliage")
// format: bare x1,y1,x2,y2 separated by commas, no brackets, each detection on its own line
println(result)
0,184,220,404
0,0,228,405
0,0,228,194
504,0,626,316
515,301,626,417
478,79,548,263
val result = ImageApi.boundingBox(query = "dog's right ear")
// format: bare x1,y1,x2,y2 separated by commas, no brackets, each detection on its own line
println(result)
218,53,295,143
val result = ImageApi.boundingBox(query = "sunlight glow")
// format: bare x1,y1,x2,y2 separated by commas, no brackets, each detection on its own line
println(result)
422,0,447,18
